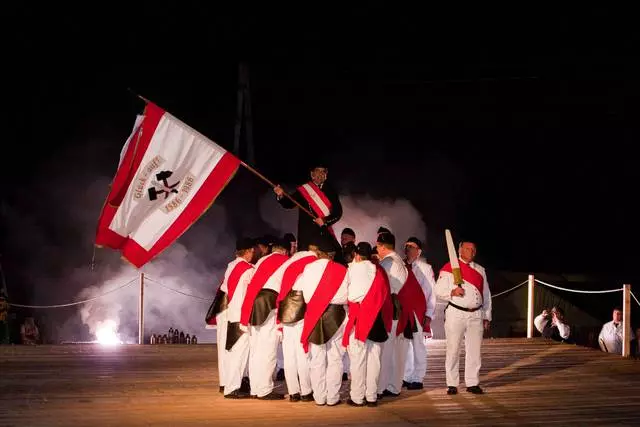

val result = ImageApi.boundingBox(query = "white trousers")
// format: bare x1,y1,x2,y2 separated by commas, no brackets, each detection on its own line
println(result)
404,318,427,383
282,320,312,396
378,319,409,394
224,327,250,395
249,310,279,397
444,308,483,387
343,352,350,374
348,331,383,404
215,310,228,388
309,319,346,405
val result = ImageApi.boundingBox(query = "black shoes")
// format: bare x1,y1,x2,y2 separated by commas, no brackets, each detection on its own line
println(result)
289,393,301,402
300,392,314,402
467,385,484,394
239,377,250,393
402,380,411,388
366,400,378,407
382,389,400,397
447,386,458,395
224,389,250,399
257,392,285,400
407,382,424,390
347,399,365,407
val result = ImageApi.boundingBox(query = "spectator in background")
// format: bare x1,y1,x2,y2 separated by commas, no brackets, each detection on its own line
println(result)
340,228,356,247
0,291,9,344
20,317,40,345
534,307,570,342
598,307,636,354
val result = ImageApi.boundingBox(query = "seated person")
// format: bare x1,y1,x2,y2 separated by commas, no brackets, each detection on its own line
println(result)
598,307,636,354
534,306,570,342
20,317,40,345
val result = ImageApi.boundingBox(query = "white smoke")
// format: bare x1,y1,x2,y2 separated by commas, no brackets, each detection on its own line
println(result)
260,190,427,248
67,197,235,344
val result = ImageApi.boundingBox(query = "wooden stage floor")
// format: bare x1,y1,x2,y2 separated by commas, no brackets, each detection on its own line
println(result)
0,338,638,426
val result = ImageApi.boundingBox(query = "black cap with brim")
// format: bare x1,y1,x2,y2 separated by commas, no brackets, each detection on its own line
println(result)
236,237,255,251
406,237,422,250
311,234,336,253
273,237,292,253
356,242,373,258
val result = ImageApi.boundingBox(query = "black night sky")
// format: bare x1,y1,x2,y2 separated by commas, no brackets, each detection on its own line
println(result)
3,4,640,303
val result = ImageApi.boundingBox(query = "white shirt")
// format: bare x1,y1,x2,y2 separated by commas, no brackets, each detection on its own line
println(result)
221,257,255,323
379,251,408,294
434,259,492,321
408,257,437,319
598,320,635,354
295,258,348,305
267,250,317,293
534,314,570,340
347,260,377,303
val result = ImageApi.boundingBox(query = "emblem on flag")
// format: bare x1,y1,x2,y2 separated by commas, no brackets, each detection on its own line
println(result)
95,102,240,268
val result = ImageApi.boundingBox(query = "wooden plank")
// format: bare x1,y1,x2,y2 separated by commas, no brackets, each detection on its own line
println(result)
0,339,639,426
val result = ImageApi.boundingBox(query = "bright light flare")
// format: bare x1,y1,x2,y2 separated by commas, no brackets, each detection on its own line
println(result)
95,319,122,346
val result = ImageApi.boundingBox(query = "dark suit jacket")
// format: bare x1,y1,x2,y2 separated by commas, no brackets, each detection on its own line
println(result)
277,182,343,254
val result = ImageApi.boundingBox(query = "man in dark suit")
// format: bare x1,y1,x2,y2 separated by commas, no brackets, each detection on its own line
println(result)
273,163,343,257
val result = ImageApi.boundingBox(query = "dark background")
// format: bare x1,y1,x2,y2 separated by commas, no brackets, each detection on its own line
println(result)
3,4,640,305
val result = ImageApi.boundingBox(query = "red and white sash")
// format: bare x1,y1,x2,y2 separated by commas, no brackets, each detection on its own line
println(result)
297,182,335,236
300,260,347,353
440,261,484,294
275,254,317,325
240,253,289,326
343,264,393,346
227,261,253,303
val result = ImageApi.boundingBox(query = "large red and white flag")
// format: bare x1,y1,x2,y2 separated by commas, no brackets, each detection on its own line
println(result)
95,102,240,267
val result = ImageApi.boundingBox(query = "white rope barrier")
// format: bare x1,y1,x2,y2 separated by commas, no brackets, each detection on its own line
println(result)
491,280,528,298
8,278,138,308
632,291,640,308
145,277,211,302
534,279,623,294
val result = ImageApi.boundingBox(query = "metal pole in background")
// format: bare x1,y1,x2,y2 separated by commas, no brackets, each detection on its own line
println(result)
527,274,535,338
139,272,145,345
622,284,631,357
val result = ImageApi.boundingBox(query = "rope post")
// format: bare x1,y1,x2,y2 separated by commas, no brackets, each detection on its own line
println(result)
527,274,535,338
139,272,145,345
622,284,631,357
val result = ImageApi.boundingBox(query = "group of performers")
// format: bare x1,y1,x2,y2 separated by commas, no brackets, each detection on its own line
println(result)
206,162,492,405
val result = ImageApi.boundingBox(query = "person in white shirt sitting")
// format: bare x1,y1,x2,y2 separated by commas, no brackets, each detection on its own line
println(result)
534,306,570,342
598,307,635,354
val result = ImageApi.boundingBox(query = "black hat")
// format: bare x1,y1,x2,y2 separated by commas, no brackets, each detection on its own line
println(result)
341,227,355,237
376,231,395,246
377,226,391,235
273,237,292,253
236,237,255,251
355,242,372,258
311,234,336,253
283,233,296,243
309,159,329,171
405,237,422,250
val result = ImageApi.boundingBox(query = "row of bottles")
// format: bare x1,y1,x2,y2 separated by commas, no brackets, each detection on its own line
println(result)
150,327,197,345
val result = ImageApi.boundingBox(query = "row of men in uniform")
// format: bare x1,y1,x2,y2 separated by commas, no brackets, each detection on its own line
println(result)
208,229,491,405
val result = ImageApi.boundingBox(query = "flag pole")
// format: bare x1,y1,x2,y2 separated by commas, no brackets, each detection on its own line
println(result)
239,162,316,219
126,88,317,221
